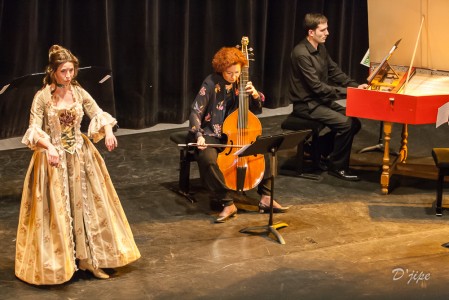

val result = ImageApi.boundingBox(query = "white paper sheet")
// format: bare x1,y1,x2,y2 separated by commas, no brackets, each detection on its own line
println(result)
436,102,449,128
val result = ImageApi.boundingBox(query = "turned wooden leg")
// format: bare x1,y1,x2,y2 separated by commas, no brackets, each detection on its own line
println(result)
399,124,408,163
381,122,392,195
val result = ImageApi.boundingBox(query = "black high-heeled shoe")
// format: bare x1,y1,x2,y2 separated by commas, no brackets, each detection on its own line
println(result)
215,207,238,223
258,202,291,214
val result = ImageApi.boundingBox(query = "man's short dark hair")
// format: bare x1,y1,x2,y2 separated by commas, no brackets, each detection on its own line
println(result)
303,13,328,34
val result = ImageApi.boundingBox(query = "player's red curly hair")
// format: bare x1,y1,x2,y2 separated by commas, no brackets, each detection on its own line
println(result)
212,47,248,73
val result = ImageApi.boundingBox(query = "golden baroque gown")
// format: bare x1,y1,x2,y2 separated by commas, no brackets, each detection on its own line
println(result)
15,85,141,285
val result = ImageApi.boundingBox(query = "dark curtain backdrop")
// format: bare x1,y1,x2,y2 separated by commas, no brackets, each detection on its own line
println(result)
0,0,369,139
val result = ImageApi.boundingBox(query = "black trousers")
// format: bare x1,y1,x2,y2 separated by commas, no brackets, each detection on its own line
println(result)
194,135,271,207
293,101,361,171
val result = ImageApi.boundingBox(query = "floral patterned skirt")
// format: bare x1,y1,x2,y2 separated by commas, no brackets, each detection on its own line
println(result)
15,136,140,285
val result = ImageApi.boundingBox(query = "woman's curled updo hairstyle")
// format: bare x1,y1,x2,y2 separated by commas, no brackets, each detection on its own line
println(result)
212,47,248,73
43,45,80,88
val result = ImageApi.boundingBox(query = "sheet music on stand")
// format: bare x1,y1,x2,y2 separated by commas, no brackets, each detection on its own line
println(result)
367,38,402,84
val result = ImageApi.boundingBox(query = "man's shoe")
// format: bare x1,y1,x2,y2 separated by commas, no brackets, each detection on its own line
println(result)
318,159,329,171
328,169,360,181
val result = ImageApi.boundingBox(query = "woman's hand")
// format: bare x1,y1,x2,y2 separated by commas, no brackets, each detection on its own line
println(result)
47,145,60,167
104,125,118,151
105,133,118,151
245,81,259,99
197,136,206,150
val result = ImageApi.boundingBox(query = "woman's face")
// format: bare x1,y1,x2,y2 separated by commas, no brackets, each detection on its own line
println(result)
54,62,75,85
222,64,241,83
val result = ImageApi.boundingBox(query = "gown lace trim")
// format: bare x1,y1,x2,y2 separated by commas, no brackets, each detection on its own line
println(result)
88,111,117,143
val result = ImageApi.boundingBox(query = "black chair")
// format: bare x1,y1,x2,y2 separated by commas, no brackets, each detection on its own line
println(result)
169,130,196,203
431,148,449,216
279,113,325,180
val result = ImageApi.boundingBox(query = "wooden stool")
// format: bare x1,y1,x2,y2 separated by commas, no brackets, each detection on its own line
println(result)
279,113,325,180
169,130,196,203
431,148,449,216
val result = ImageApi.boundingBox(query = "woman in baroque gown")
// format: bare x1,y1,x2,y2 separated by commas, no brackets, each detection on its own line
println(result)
15,45,140,285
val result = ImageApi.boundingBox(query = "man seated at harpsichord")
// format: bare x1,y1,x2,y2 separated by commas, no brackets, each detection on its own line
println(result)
287,13,368,181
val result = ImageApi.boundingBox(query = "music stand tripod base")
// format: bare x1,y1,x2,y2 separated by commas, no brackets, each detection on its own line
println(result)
235,130,311,245
240,222,289,244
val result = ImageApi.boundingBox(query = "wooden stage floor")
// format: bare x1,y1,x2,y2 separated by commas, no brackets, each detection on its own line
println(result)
2,114,449,299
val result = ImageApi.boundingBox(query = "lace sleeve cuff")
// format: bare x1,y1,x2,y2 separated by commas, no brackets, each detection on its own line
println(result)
87,111,118,143
21,125,50,150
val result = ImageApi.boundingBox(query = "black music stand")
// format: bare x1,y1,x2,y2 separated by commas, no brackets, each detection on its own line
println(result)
237,130,311,244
